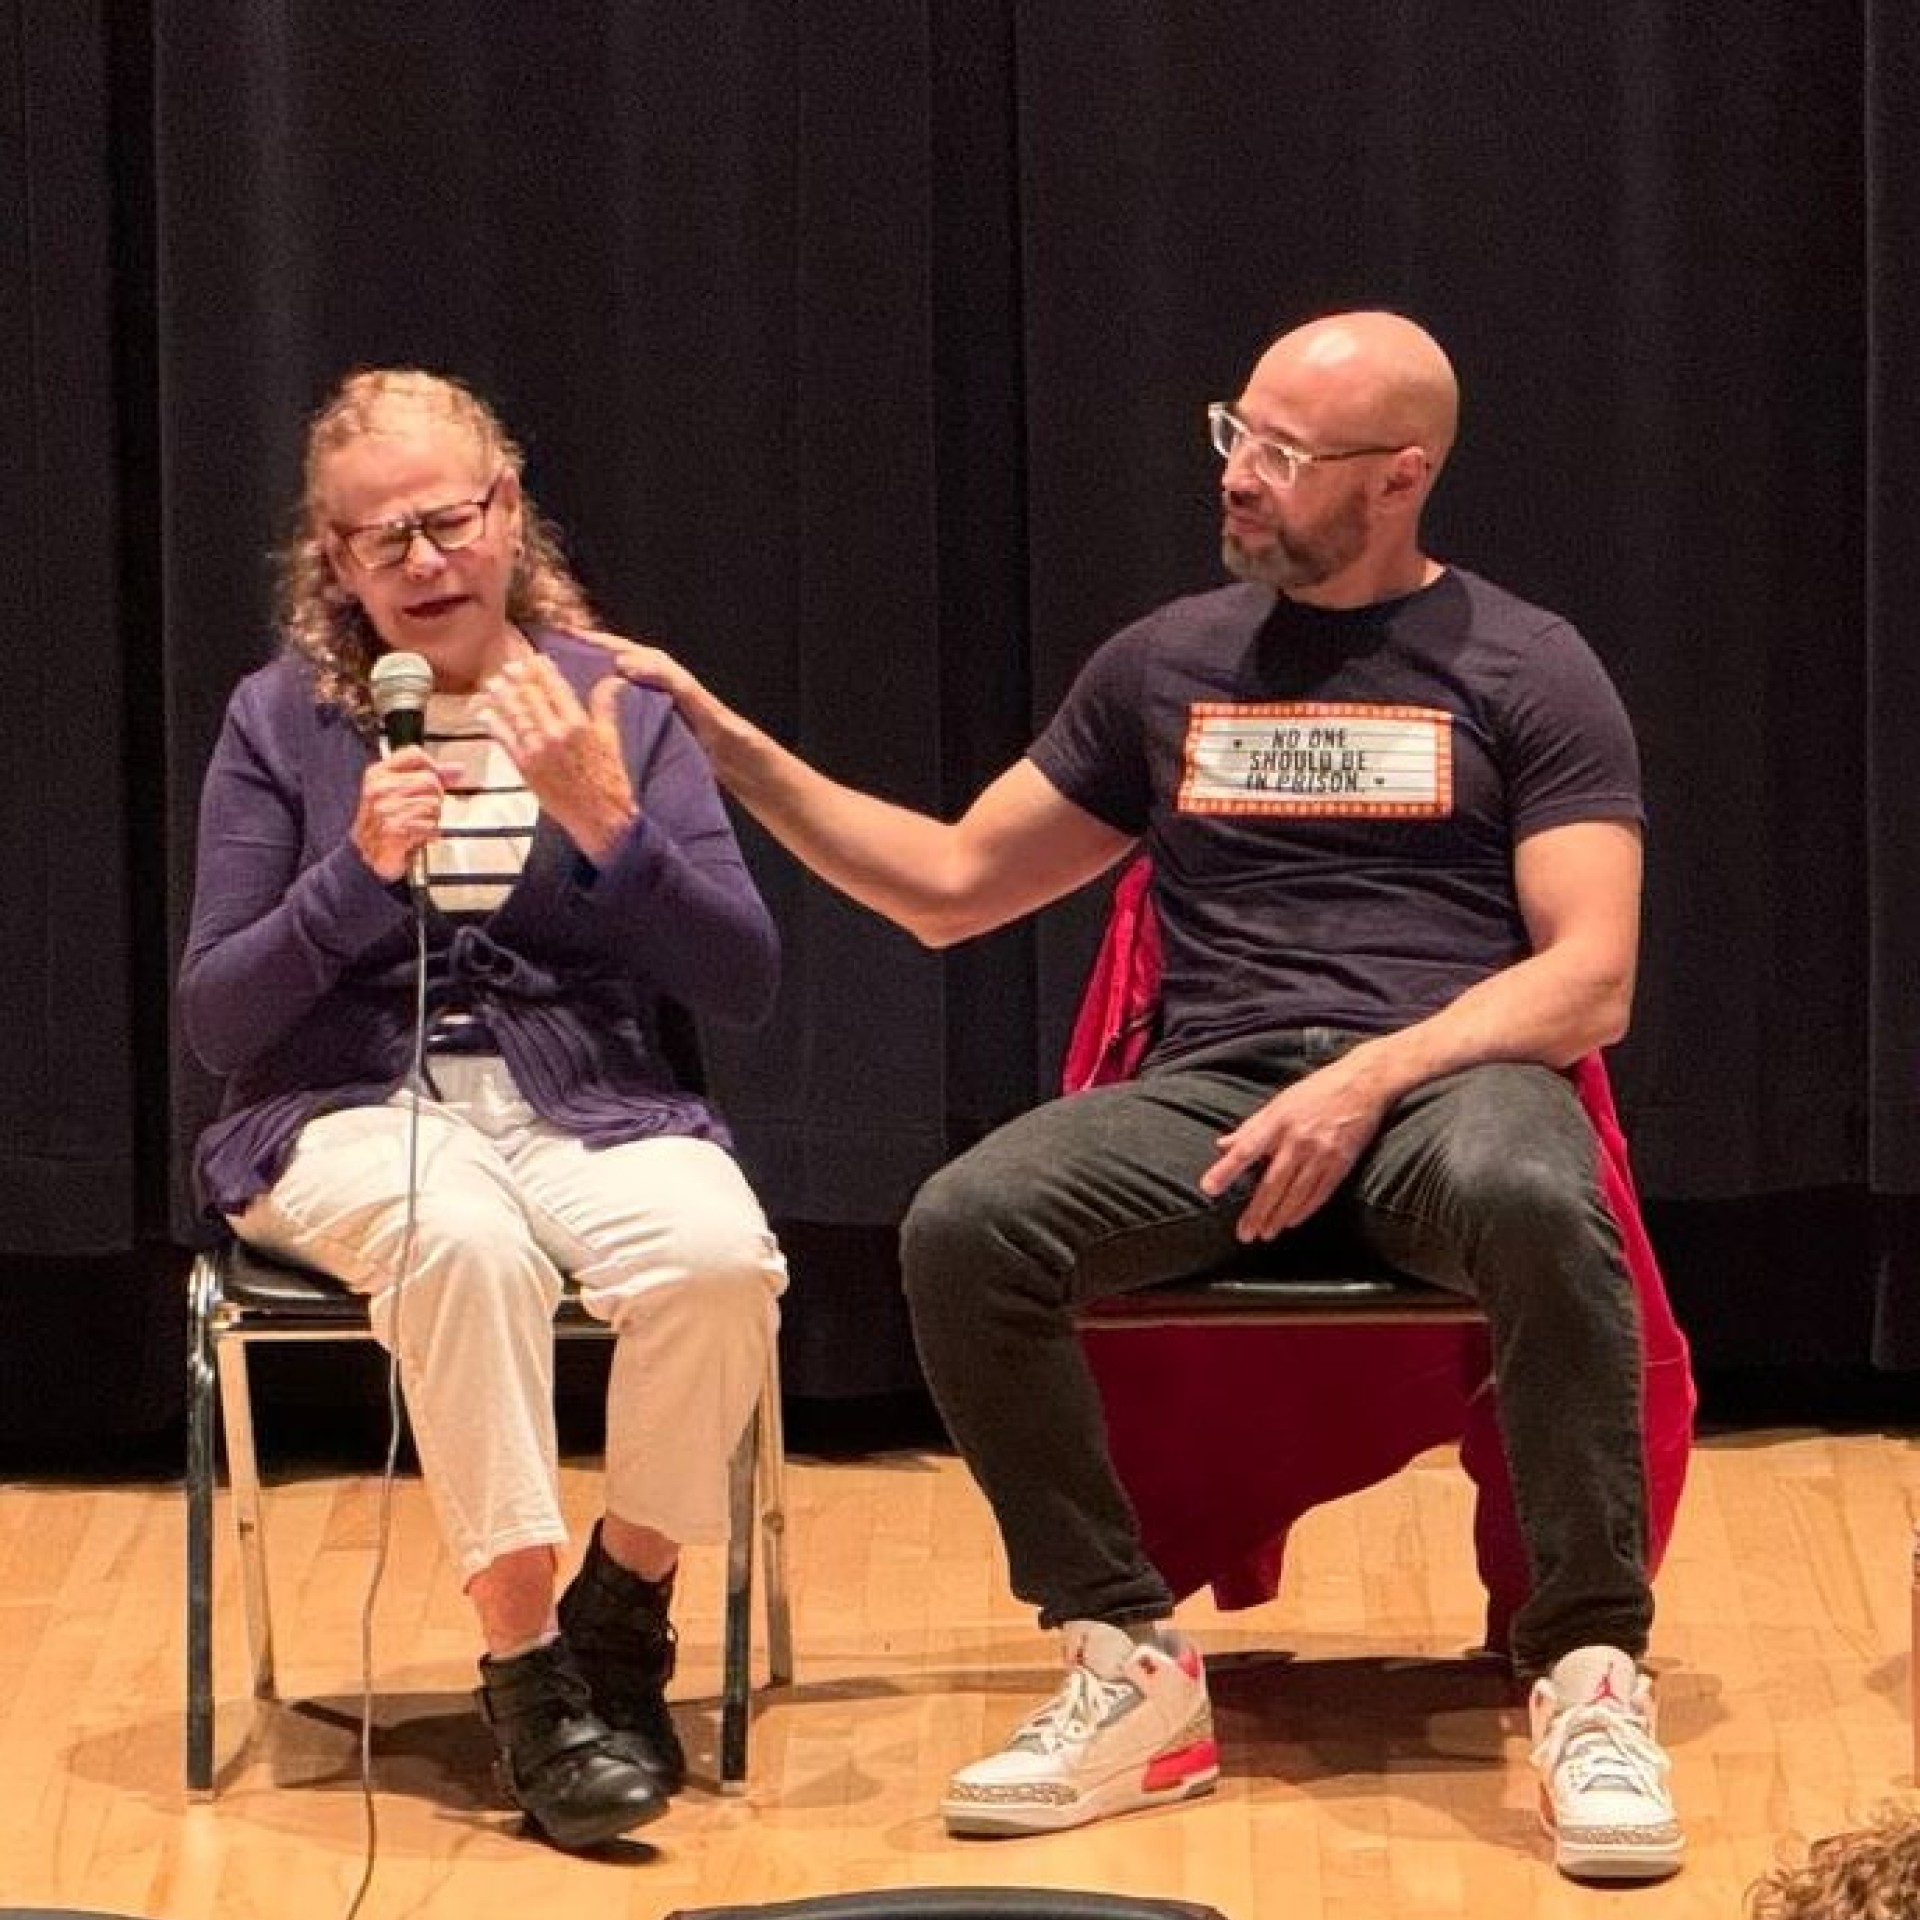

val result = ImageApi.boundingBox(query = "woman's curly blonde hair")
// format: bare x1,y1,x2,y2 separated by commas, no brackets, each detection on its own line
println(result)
276,368,598,729
1748,1804,1920,1919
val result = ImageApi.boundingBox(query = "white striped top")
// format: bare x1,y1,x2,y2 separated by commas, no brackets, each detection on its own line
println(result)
421,691,536,918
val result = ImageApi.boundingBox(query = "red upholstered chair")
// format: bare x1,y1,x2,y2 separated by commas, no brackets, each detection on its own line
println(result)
1068,856,1694,1658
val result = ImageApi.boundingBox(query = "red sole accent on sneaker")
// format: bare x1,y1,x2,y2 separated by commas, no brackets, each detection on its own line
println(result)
1142,1738,1220,1792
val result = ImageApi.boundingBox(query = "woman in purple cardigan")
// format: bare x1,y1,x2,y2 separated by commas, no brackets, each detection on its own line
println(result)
179,369,786,1851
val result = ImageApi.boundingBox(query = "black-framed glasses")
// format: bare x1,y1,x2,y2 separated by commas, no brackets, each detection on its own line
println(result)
1206,402,1403,489
333,469,507,570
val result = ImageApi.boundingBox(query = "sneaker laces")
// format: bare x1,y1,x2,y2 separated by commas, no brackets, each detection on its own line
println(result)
1533,1700,1670,1804
1008,1661,1135,1755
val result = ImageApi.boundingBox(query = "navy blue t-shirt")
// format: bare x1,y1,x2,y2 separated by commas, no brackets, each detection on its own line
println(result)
1028,567,1643,1063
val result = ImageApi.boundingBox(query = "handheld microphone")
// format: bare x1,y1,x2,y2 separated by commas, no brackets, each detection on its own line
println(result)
368,651,436,897
370,649,434,751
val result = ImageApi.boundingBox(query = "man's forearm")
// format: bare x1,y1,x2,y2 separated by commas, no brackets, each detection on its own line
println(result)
599,637,1126,948
1339,946,1635,1111
700,699,971,944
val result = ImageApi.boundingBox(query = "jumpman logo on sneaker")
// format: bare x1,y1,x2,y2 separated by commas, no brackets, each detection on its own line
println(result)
1588,1670,1626,1705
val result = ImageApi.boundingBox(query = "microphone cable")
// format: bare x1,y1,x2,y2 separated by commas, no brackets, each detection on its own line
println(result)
342,843,432,1920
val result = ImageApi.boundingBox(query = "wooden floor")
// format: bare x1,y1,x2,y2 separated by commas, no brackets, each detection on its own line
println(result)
3,1420,1917,1920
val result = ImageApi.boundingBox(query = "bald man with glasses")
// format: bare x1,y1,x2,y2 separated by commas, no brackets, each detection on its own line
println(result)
595,310,1680,1882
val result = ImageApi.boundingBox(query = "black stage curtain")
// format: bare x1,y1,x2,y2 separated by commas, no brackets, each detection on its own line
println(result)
5,0,1919,1446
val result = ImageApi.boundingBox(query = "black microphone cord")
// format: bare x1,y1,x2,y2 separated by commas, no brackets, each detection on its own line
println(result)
342,881,430,1920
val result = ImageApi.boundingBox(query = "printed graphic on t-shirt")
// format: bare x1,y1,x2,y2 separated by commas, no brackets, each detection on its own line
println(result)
1177,701,1454,817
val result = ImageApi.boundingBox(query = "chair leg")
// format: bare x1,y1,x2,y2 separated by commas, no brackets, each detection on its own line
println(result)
185,1253,218,1797
717,1343,794,1790
756,1346,793,1688
718,1400,757,1793
214,1330,279,1701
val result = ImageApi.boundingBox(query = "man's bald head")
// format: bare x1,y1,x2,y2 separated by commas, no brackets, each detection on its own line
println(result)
1245,310,1459,478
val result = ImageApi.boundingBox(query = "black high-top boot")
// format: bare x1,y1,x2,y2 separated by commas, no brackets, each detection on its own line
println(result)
557,1522,688,1791
474,1636,666,1849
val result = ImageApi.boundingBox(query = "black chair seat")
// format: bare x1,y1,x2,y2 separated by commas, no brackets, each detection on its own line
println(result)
215,1244,370,1319
1078,1260,1483,1327
217,1242,605,1331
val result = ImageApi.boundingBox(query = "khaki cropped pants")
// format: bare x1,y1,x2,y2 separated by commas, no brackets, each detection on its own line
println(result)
230,1055,786,1583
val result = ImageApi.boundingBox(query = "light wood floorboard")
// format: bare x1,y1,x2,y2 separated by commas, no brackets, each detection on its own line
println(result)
2,1425,1917,1918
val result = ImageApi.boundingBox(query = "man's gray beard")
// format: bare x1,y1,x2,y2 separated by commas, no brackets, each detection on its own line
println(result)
1223,493,1371,594
1222,534,1308,592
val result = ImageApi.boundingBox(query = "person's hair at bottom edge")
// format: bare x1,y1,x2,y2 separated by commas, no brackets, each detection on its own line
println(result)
1747,1802,1920,1919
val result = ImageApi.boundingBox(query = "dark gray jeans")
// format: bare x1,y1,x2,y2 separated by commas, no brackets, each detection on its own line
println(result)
899,1028,1651,1677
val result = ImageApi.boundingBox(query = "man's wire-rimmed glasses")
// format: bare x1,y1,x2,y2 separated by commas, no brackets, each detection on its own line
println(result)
1206,402,1403,489
333,469,507,570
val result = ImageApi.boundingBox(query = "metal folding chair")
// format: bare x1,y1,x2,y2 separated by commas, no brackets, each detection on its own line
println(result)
184,1237,793,1797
